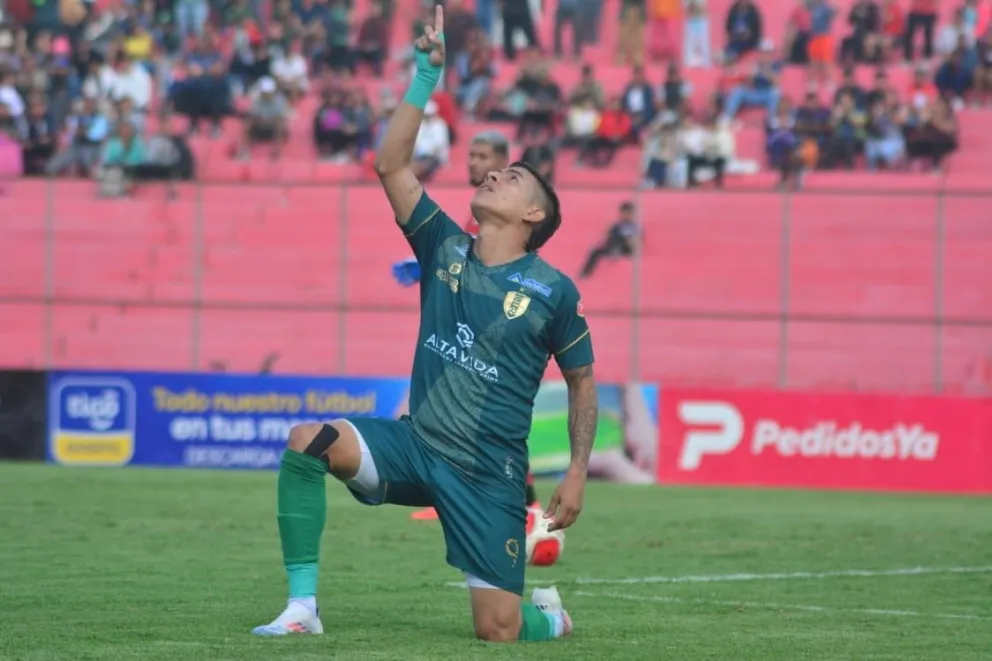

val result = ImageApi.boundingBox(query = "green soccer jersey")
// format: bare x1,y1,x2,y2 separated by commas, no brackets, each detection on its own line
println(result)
401,191,594,480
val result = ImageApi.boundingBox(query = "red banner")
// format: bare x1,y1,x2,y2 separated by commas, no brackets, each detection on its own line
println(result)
658,388,992,493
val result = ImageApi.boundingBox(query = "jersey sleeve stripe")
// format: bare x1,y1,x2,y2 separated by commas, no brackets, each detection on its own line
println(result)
403,207,441,237
555,329,590,357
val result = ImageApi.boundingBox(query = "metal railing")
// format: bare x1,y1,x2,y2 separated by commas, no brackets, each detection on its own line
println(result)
3,177,991,393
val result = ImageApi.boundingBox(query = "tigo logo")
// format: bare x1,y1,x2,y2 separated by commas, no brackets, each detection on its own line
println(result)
50,377,136,466
677,401,744,470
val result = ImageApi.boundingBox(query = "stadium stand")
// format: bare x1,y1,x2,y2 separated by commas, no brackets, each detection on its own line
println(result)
1,0,990,392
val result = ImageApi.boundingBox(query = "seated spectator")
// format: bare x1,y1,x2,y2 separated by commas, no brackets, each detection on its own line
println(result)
905,96,957,170
517,64,561,141
580,202,639,278
48,44,76,130
21,95,56,176
171,34,232,137
239,77,289,160
579,96,633,167
660,61,692,110
682,114,730,187
0,71,25,121
936,8,975,56
314,88,350,160
455,30,496,119
974,30,992,105
725,0,763,59
411,100,450,181
0,101,23,143
863,97,906,169
834,67,867,108
866,68,893,107
907,64,939,109
722,41,781,119
520,140,556,183
765,100,804,188
129,112,195,182
347,89,376,157
272,40,310,102
622,65,658,132
229,37,272,97
105,51,153,114
783,0,812,64
565,96,600,148
841,0,881,64
355,1,389,76
823,90,866,168
569,64,605,109
121,15,155,69
97,120,146,196
47,96,109,176
794,90,832,163
640,110,681,188
935,48,975,107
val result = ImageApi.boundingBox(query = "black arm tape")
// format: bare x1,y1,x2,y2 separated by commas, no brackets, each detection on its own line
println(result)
304,423,339,459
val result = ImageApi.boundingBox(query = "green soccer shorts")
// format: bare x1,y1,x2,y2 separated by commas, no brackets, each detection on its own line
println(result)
337,416,527,595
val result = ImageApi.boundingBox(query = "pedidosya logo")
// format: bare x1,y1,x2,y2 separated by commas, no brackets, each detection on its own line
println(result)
50,378,136,466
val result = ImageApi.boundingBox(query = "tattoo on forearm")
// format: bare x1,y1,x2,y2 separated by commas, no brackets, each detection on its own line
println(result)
563,365,597,471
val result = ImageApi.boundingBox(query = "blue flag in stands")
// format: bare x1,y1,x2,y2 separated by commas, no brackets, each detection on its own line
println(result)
392,258,421,287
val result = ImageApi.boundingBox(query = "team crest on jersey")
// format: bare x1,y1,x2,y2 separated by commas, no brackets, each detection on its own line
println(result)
449,262,462,275
503,292,531,319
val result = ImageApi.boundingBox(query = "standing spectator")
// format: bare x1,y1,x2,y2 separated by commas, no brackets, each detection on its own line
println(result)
783,0,812,64
47,96,109,176
808,0,837,88
647,0,681,61
683,0,711,67
879,0,906,60
580,202,639,278
411,100,450,180
936,8,976,55
324,0,354,73
905,0,939,60
21,95,56,176
239,77,289,160
864,97,906,169
725,0,763,59
721,41,782,119
555,0,585,57
355,1,389,76
176,0,211,40
501,0,539,60
841,0,882,63
617,0,647,65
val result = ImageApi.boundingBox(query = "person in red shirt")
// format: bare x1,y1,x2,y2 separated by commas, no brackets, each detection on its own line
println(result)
578,96,633,166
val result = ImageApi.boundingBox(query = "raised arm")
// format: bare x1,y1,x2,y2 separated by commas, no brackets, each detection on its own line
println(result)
373,5,445,226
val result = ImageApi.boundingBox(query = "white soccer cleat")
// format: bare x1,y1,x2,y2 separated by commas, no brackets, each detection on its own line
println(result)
251,600,324,636
531,586,573,636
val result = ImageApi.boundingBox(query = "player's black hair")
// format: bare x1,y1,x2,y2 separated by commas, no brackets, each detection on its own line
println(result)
511,160,561,252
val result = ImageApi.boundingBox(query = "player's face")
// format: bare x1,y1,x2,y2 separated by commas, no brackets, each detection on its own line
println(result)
468,142,507,186
470,166,546,228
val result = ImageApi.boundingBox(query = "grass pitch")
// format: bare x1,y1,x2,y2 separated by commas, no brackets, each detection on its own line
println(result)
1,464,990,661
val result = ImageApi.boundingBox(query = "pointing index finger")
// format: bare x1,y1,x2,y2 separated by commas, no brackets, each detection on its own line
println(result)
434,4,444,34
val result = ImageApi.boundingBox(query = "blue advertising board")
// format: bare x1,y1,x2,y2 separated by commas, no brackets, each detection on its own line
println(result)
47,370,409,470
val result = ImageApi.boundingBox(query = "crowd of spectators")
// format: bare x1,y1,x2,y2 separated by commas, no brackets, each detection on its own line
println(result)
0,0,987,191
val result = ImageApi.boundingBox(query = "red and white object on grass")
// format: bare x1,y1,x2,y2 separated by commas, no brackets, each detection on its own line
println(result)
525,505,564,566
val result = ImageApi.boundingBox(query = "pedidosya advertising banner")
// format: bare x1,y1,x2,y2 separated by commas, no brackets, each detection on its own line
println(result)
47,371,409,469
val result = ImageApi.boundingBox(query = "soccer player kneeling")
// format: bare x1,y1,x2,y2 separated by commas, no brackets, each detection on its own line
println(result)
252,6,597,643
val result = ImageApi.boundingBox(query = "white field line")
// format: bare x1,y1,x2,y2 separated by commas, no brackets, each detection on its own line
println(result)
573,565,992,586
444,565,992,590
575,590,989,622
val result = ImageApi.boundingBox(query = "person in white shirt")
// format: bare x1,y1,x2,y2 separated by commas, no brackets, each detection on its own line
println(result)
271,40,310,101
565,97,600,145
682,114,731,187
104,52,152,112
0,72,24,118
411,100,449,180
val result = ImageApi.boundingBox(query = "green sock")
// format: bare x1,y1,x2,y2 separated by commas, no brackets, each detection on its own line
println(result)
518,604,556,642
277,450,327,599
